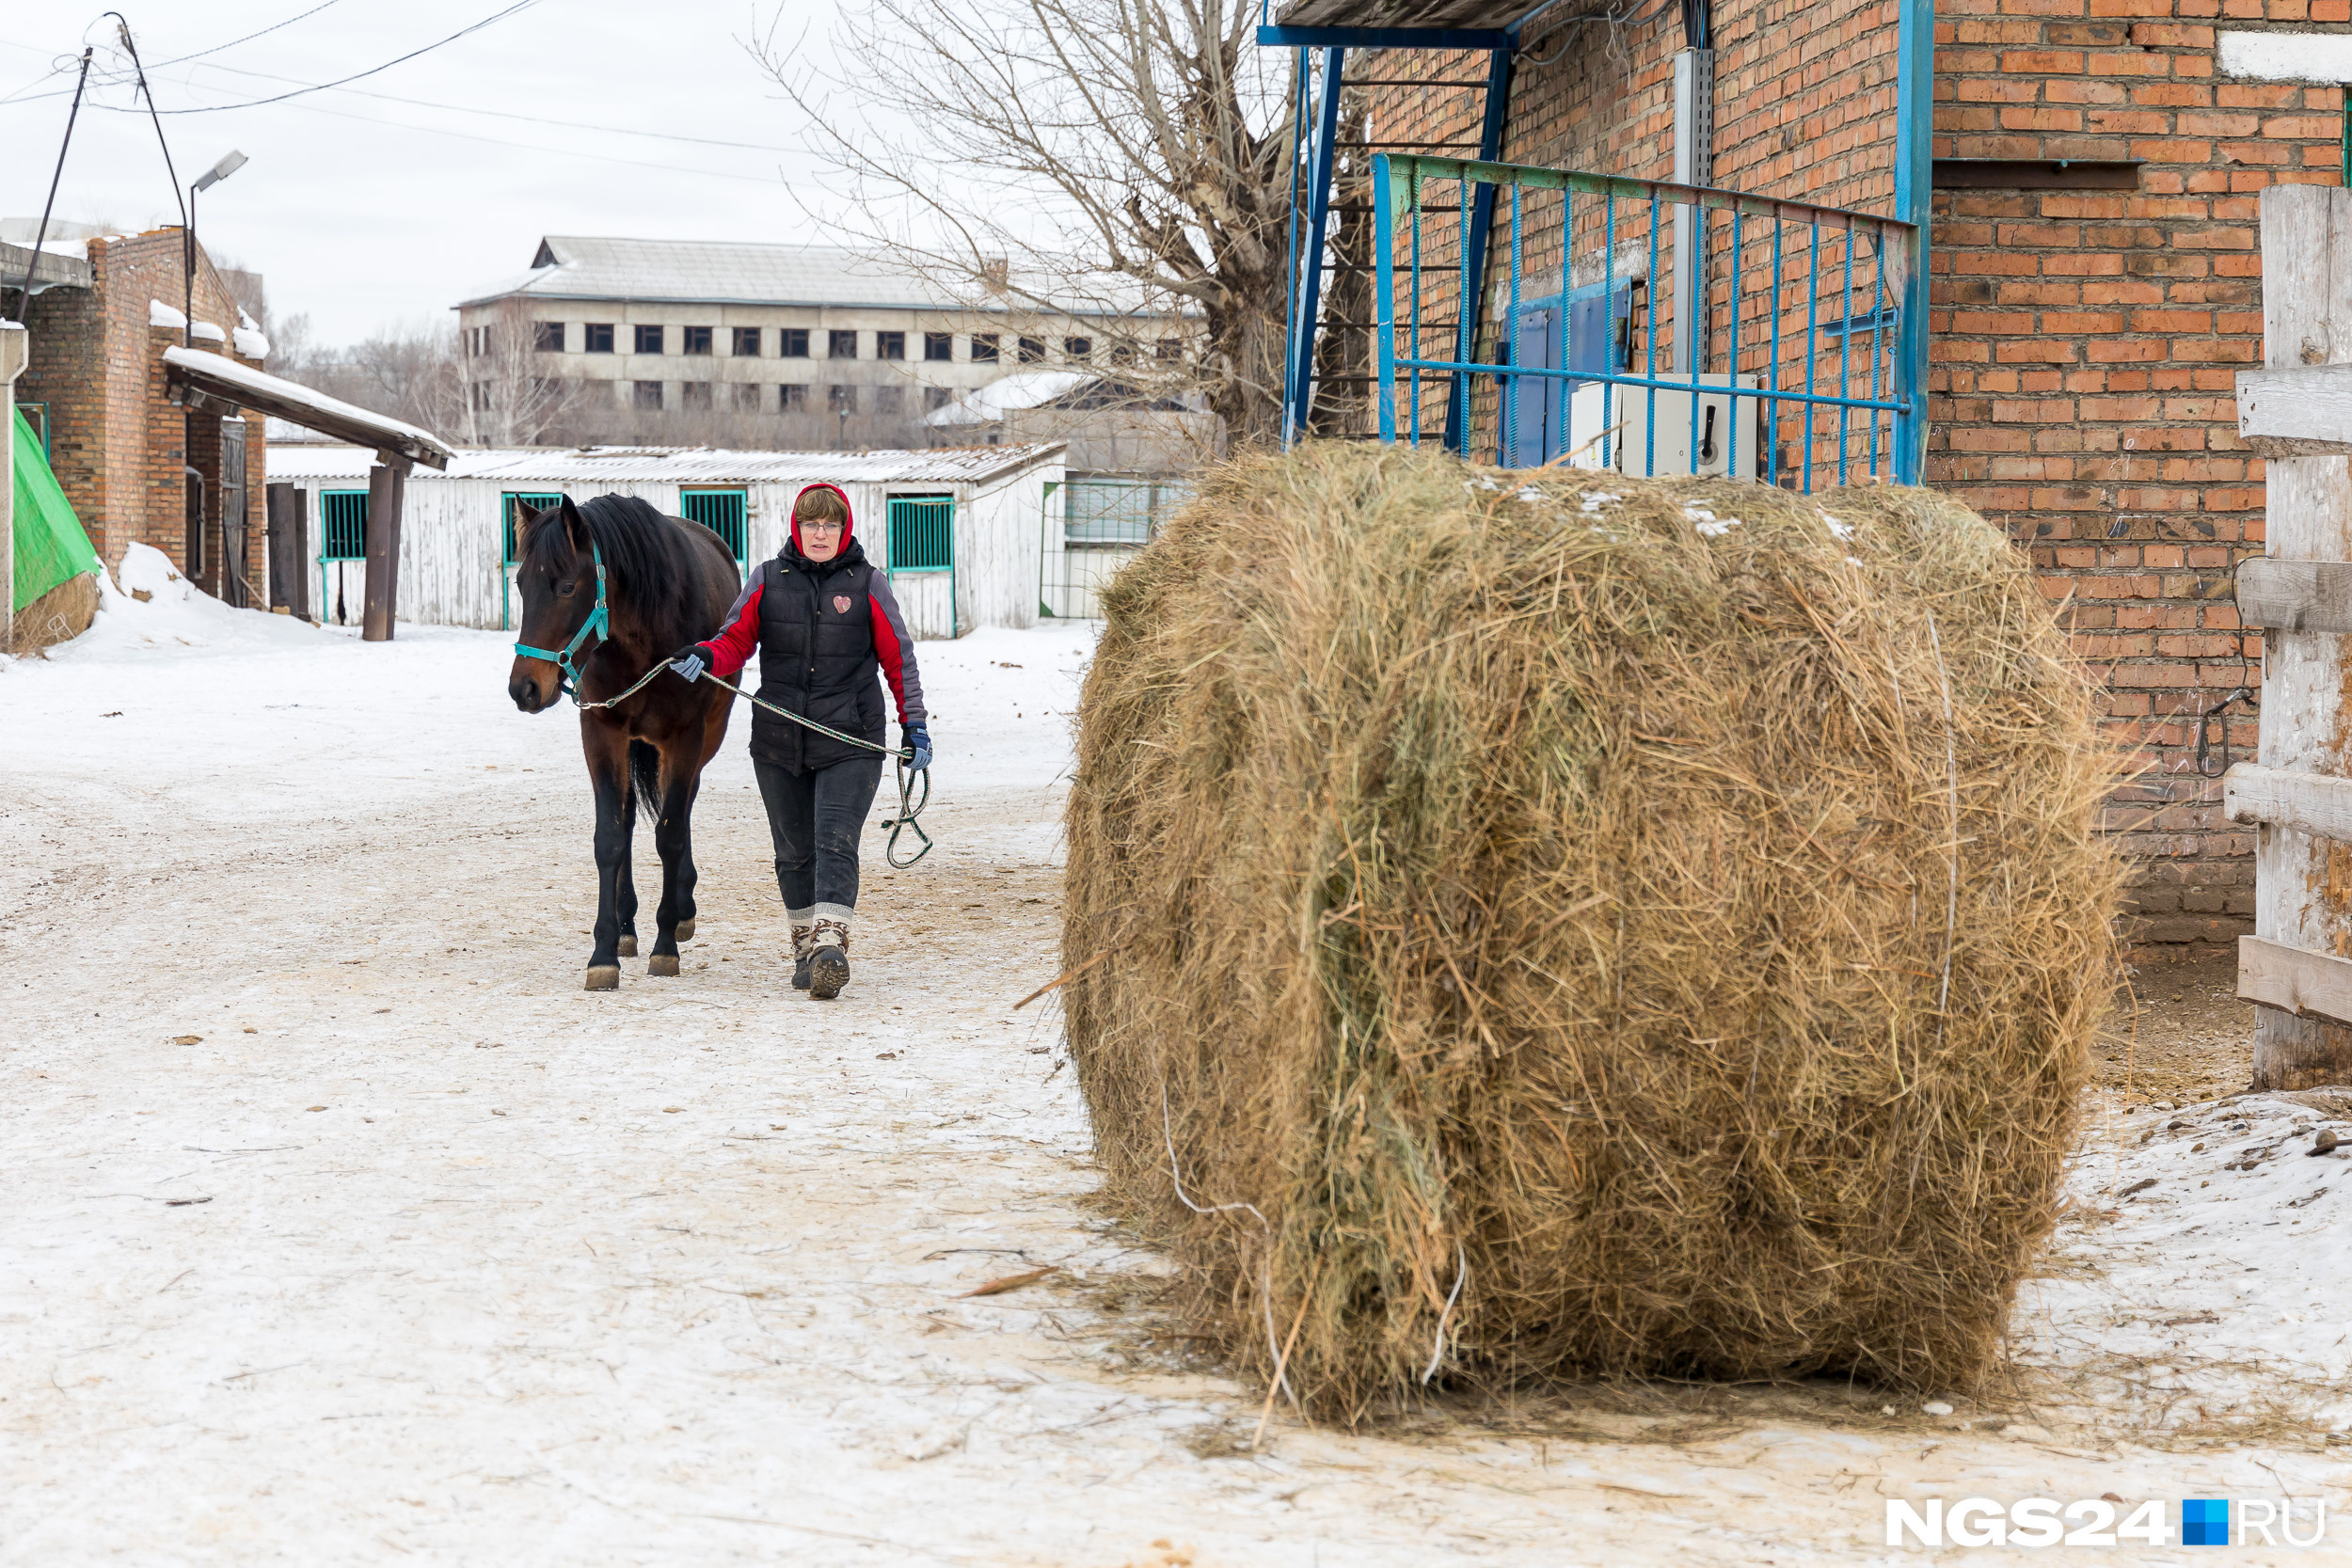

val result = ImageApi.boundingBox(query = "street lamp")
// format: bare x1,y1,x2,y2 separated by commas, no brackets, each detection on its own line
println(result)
183,149,246,349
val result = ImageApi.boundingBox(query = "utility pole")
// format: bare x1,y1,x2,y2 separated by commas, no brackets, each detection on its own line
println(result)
0,321,24,652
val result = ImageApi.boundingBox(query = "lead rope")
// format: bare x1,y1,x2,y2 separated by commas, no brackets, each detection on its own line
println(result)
560,657,934,867
691,670,934,868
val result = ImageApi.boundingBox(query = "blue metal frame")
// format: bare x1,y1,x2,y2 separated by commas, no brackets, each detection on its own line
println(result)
1282,47,1347,449
1373,155,1915,491
1893,0,1932,485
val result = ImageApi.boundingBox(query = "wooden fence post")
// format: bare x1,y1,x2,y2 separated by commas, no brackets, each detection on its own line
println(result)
2237,183,2352,1089
360,453,408,642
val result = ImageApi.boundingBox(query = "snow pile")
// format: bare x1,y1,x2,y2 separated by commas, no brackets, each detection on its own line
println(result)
234,325,270,359
56,542,328,659
191,320,225,344
2016,1089,2352,1435
148,299,185,330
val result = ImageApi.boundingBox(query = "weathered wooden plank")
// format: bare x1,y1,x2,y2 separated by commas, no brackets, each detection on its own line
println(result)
2235,557,2352,631
2222,760,2352,838
2236,365,2352,455
2251,185,2352,1089
2241,934,2352,1030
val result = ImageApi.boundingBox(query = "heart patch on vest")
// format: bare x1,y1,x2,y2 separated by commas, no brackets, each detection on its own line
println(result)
833,594,853,614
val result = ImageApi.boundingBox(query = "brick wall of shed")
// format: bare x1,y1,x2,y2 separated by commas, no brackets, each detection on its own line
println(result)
20,228,268,602
1364,10,2352,956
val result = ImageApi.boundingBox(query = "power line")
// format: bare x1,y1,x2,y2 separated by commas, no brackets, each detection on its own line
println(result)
143,0,546,113
151,0,348,69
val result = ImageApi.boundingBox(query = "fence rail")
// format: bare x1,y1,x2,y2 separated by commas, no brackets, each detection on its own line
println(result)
1371,153,1922,490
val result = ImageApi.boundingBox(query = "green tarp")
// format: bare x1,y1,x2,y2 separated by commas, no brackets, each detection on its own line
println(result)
13,404,98,611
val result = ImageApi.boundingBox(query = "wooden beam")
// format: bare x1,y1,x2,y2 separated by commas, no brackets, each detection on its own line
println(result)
2223,761,2352,838
2234,558,2352,632
2234,365,2352,456
360,459,407,643
2241,934,2352,1031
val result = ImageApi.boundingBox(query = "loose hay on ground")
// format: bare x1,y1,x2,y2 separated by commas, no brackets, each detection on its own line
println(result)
1062,443,2122,1422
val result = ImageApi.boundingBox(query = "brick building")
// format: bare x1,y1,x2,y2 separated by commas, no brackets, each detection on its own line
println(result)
1273,0,2352,957
7,227,269,606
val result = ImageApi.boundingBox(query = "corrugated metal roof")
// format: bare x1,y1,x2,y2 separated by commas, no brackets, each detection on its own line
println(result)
453,236,1175,320
265,442,1067,485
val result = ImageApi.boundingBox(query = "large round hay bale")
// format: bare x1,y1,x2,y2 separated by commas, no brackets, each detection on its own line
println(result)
1062,444,2121,1418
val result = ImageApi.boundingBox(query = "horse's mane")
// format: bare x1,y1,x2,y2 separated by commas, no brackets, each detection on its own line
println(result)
521,494,723,644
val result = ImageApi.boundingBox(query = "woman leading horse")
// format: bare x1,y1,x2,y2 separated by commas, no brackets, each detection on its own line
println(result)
507,494,739,990
667,483,930,1001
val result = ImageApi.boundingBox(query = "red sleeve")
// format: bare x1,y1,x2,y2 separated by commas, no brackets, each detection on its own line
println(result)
704,577,762,678
866,588,922,725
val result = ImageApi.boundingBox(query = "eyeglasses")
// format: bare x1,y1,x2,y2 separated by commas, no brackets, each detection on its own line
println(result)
800,519,845,531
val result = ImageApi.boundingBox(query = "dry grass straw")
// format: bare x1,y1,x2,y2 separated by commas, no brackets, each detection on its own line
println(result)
1062,443,2123,1422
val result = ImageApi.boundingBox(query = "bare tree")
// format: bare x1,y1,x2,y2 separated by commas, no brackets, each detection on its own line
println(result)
451,297,590,447
758,0,1297,450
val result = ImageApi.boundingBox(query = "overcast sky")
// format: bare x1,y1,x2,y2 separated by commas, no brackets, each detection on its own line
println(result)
0,0,896,343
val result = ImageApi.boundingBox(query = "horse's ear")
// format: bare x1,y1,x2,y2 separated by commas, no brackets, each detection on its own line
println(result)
511,498,542,534
558,496,588,556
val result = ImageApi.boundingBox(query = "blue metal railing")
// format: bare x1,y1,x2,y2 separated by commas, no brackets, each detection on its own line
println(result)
1371,154,1924,490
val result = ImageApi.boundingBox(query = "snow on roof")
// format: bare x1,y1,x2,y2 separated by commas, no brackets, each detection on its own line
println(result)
453,236,1178,321
924,369,1092,427
233,326,269,359
150,299,185,329
163,347,457,467
191,321,226,344
265,441,1067,486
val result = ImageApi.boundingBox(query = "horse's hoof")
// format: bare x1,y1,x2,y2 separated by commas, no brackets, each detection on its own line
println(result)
617,934,638,958
675,918,695,941
647,953,679,977
585,965,620,991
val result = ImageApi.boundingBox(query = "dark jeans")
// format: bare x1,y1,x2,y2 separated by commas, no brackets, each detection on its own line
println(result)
753,755,883,913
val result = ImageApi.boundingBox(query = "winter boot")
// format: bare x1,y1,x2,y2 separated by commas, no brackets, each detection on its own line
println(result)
807,919,851,1001
788,923,816,991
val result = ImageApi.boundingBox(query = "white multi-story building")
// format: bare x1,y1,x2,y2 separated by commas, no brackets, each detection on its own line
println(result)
453,236,1190,425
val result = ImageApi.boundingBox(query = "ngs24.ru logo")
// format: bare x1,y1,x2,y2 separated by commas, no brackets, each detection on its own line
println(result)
1886,1496,2328,1547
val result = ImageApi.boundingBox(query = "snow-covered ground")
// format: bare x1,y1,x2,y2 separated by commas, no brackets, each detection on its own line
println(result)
3,573,2348,1564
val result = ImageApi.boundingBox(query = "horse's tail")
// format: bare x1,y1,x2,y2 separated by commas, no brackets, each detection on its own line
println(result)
628,739,661,825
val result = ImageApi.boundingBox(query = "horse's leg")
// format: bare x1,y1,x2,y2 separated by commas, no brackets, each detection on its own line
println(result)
671,700,728,944
645,739,701,977
614,742,643,958
583,722,630,991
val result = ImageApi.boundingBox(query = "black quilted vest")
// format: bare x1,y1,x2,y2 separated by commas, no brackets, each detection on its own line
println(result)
751,540,884,773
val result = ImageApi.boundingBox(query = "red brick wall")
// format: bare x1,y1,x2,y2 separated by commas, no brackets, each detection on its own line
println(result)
21,228,268,603
1933,5,2349,951
1365,12,2352,955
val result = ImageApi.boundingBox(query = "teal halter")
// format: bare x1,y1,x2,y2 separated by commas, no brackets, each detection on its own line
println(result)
513,542,609,701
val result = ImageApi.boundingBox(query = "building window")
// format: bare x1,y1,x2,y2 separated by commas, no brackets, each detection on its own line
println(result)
321,489,369,561
634,380,663,410
877,330,905,360
923,387,951,412
970,334,999,363
732,383,763,411
828,329,858,359
733,326,762,356
923,331,952,362
470,381,492,412
682,325,714,356
681,381,713,410
885,495,953,573
874,385,904,414
535,321,565,353
585,323,614,353
1018,336,1045,364
781,384,808,411
827,385,857,413
1064,336,1092,359
1156,338,1182,361
681,488,749,562
634,325,664,355
1109,340,1135,365
780,327,809,357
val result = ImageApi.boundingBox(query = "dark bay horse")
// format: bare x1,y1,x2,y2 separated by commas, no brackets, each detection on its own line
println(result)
507,495,739,990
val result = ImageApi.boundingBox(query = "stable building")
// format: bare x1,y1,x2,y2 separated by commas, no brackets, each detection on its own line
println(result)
262,442,1068,640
